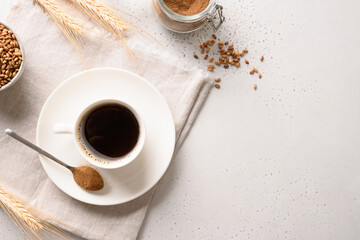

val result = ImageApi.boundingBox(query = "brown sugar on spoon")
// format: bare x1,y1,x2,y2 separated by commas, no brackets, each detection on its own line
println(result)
72,166,104,191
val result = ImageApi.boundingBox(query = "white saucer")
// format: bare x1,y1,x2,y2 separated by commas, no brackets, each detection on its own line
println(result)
36,68,175,205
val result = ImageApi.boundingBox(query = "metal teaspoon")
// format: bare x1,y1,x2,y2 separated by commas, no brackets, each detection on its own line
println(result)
5,129,104,191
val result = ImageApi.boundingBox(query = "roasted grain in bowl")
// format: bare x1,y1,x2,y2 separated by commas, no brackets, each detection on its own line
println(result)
0,23,24,92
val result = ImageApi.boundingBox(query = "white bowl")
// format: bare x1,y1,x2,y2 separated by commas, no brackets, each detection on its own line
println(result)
0,22,25,92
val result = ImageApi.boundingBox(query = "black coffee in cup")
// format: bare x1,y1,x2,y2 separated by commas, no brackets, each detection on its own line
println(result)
84,104,139,158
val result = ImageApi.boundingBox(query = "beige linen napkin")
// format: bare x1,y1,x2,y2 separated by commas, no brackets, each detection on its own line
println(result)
0,1,211,239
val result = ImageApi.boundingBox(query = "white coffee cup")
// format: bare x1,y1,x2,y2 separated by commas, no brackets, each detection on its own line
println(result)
54,99,145,169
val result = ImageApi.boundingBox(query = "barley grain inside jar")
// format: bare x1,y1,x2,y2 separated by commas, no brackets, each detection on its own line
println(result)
152,0,225,33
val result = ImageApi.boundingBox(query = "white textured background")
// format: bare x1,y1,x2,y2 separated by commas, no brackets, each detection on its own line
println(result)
1,0,360,239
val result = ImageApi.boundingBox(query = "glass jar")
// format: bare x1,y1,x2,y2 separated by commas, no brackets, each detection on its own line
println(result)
152,0,225,33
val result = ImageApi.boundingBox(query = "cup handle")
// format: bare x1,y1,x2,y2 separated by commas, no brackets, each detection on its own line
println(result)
53,124,73,134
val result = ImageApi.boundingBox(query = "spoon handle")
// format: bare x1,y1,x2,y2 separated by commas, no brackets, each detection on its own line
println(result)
5,129,72,171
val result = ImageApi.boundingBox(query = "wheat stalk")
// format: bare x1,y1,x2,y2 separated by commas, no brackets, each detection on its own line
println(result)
0,186,43,230
67,0,138,61
0,186,68,240
33,0,84,38
67,0,128,39
33,0,158,65
33,0,85,63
